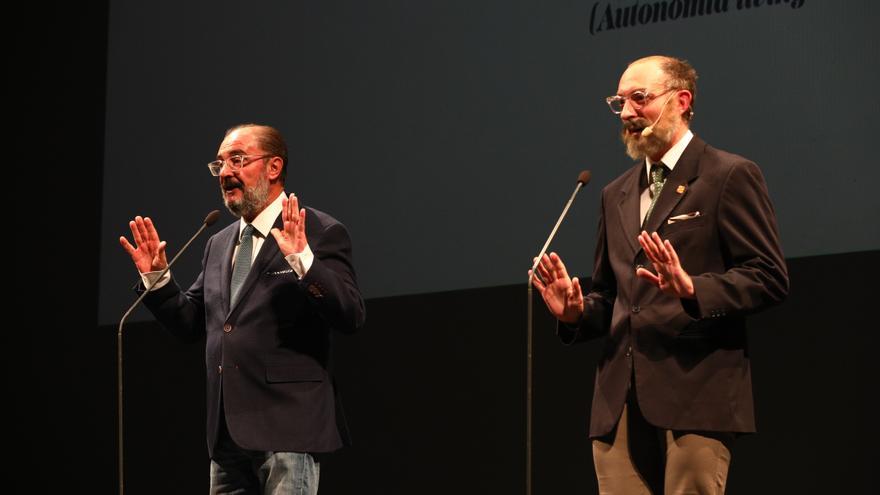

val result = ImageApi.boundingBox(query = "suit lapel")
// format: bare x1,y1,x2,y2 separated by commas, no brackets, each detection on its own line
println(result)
640,136,705,236
227,213,283,315
615,164,643,256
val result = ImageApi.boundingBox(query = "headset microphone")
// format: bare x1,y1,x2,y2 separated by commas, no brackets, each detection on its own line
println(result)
641,91,677,138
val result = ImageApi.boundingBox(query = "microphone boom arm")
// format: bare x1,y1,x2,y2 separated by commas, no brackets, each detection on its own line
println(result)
116,209,219,495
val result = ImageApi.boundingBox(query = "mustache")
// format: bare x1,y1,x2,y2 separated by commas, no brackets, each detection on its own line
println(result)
622,118,651,132
221,178,243,190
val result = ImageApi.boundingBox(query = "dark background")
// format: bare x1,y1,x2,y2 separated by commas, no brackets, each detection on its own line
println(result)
13,1,879,494
97,0,879,322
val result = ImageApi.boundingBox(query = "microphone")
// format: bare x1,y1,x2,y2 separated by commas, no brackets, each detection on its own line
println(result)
640,91,677,138
528,170,591,284
115,209,220,495
525,170,590,495
120,210,220,317
576,170,592,185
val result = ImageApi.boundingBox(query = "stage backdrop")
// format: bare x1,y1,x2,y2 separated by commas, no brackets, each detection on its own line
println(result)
99,0,879,324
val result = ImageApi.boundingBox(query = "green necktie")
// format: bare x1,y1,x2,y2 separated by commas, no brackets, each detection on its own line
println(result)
230,224,256,306
642,163,668,227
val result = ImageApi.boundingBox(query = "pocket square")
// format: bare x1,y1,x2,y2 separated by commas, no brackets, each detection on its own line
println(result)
267,268,295,276
667,211,701,224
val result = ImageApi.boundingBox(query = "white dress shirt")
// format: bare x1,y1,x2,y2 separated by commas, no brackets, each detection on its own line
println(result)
141,191,314,290
639,129,694,225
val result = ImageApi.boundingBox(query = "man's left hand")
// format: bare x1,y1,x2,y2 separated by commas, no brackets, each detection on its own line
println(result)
636,231,695,299
271,193,309,256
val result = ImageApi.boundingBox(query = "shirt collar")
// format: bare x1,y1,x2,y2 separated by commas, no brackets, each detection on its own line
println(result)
238,190,286,239
645,129,694,179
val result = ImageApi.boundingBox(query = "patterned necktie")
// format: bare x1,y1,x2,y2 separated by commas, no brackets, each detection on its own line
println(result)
230,224,256,306
642,162,669,227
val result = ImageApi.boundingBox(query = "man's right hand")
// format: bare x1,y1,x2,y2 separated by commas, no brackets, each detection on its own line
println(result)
529,252,584,324
119,216,168,274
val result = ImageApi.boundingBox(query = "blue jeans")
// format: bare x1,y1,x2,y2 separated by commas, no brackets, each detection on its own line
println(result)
210,426,320,495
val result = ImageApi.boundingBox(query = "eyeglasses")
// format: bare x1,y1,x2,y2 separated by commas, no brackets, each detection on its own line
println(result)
605,88,674,115
207,154,272,176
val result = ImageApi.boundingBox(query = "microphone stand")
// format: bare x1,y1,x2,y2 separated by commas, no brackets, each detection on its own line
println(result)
526,173,589,495
116,211,219,495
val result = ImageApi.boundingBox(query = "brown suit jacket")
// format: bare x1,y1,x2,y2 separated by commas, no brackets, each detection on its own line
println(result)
559,135,788,437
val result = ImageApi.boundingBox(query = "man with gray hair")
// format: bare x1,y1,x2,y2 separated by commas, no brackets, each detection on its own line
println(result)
121,123,365,494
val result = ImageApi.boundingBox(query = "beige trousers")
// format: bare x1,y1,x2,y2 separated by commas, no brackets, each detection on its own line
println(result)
592,400,733,495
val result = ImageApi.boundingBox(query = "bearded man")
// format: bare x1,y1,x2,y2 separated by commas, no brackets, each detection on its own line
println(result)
120,123,365,494
532,56,788,494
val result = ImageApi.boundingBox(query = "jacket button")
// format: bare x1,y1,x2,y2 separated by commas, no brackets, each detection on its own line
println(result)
218,365,222,374
308,284,324,298
631,305,640,313
625,345,633,357
223,324,233,333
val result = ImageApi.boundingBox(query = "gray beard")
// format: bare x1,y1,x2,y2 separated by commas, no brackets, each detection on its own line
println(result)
621,117,676,161
223,173,270,220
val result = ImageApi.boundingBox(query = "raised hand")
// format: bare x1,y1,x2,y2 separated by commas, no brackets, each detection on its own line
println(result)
271,193,309,256
529,252,584,324
636,231,695,298
119,216,168,274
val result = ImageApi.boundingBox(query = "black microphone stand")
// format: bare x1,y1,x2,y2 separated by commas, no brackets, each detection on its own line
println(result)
526,172,589,495
116,210,219,495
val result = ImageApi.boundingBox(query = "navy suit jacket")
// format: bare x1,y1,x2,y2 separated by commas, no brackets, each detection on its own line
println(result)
560,136,789,437
142,207,365,457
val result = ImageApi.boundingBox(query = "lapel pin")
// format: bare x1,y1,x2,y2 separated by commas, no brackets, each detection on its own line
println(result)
676,184,686,194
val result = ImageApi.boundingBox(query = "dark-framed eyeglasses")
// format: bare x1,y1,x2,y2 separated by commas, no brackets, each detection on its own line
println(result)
605,88,674,115
207,154,272,176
